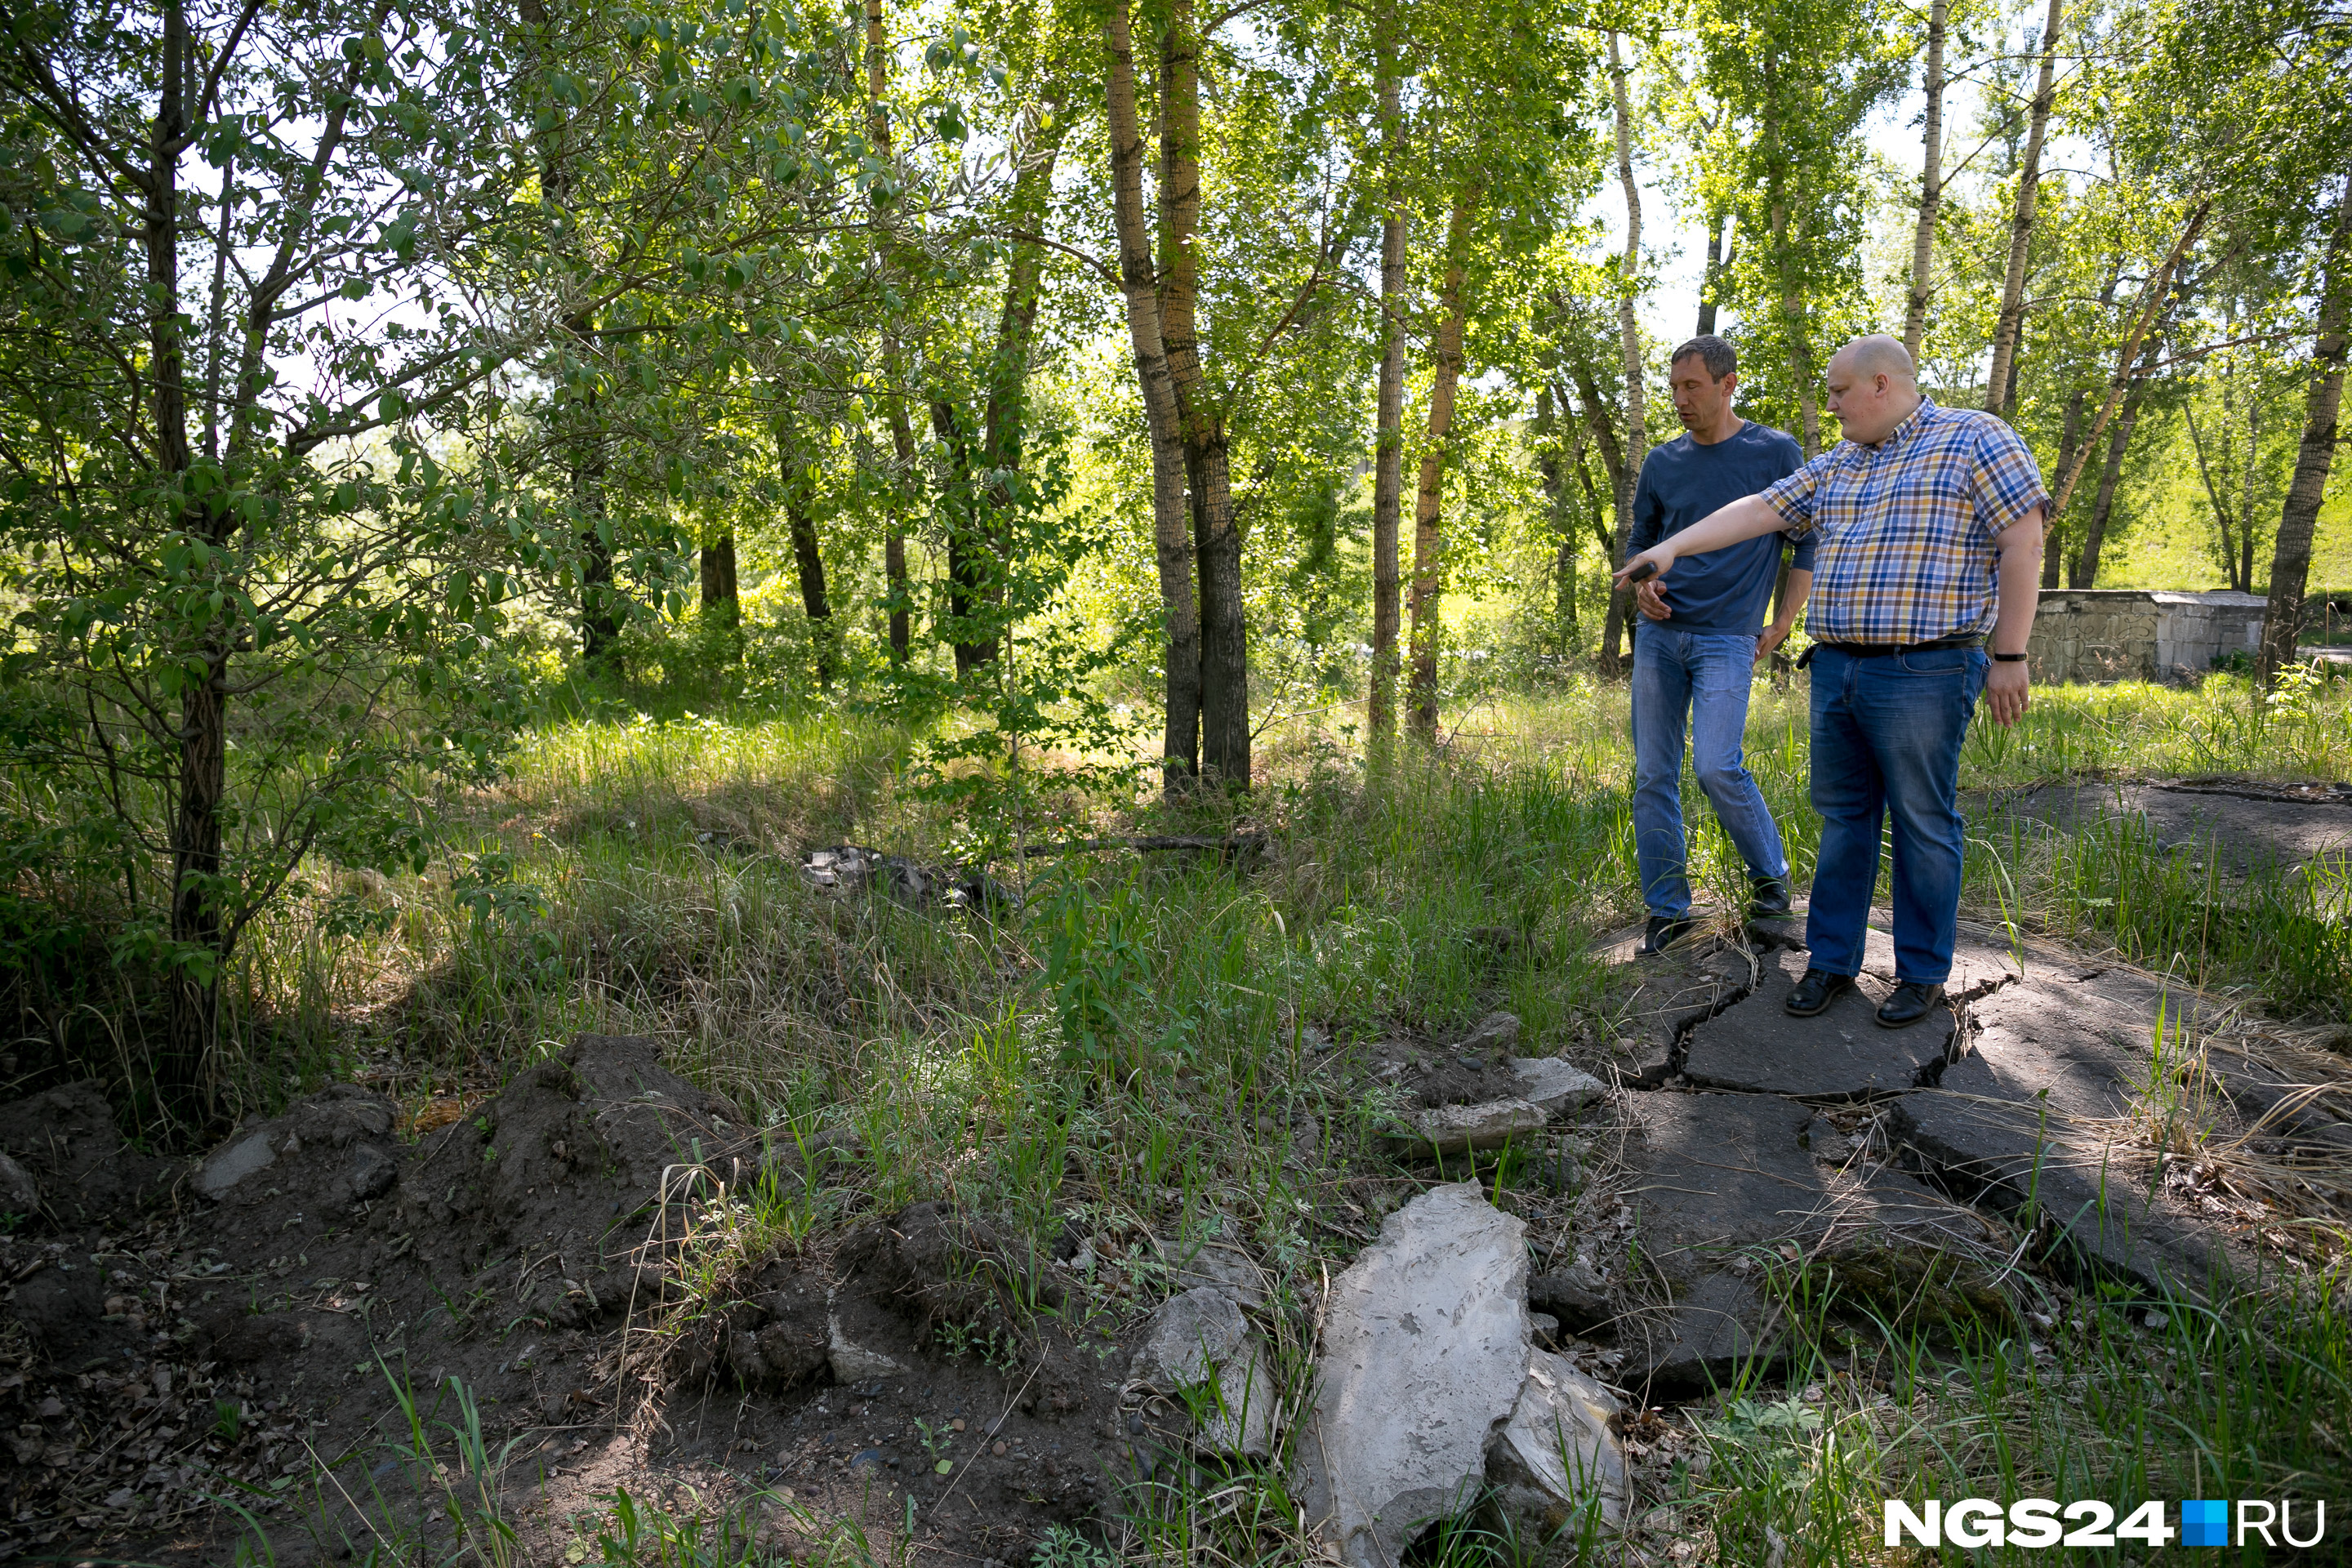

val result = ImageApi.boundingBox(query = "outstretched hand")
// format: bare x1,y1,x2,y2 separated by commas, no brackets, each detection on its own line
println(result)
1613,547,1673,591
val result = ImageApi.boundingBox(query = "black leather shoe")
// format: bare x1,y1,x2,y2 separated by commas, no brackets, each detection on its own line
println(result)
1784,969,1856,1016
1749,876,1793,919
1876,982,1946,1028
1641,915,1696,956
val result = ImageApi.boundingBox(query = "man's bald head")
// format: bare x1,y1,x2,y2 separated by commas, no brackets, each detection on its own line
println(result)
1824,334,1924,446
1837,334,1918,387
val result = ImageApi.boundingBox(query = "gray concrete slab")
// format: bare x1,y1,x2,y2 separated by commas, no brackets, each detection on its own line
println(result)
1683,949,1955,1098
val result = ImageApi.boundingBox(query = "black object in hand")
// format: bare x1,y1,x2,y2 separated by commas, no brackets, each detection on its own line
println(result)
1623,559,1659,584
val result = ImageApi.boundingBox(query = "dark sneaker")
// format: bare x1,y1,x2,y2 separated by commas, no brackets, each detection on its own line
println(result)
1749,876,1793,920
1641,915,1696,956
1784,969,1856,1017
1876,982,1946,1028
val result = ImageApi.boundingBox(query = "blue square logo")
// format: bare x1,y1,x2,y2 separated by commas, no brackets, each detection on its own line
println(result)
2182,1499,2230,1547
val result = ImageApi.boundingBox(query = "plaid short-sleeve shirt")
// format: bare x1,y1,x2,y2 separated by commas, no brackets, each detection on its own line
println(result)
1761,398,2049,645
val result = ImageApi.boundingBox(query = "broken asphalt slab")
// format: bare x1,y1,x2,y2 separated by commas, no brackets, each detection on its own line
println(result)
1683,948,1957,1098
1616,1090,1994,1394
1889,970,2259,1298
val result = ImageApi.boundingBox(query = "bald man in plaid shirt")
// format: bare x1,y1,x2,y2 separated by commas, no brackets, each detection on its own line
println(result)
1615,335,2047,1029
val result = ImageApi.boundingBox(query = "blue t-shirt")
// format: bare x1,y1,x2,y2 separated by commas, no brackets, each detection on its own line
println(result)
1628,420,1812,636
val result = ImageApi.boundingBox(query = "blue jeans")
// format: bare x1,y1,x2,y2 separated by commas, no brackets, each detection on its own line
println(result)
1631,626,1789,920
1805,644,1986,985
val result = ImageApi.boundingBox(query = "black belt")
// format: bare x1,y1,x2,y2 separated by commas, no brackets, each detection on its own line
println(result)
1795,634,1982,668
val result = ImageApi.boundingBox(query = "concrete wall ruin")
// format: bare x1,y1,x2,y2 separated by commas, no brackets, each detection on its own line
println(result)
2025,588,2267,684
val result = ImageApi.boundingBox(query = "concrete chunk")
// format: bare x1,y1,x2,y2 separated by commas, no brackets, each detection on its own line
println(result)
1487,1349,1628,1544
193,1131,277,1200
1131,1286,1276,1457
1295,1184,1530,1568
1619,1093,1961,1392
1510,1058,1606,1117
1394,1098,1547,1155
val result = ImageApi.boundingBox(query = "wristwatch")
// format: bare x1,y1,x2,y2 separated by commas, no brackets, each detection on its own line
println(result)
1992,652,2028,662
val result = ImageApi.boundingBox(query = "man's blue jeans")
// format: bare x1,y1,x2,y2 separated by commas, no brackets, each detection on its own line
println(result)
1631,626,1789,920
1805,644,1985,985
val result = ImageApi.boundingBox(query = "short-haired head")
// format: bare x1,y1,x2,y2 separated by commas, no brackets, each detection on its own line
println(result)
1671,334,1738,382
1834,333,1917,388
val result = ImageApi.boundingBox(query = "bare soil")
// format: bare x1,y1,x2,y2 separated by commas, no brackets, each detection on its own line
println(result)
0,1036,1135,1566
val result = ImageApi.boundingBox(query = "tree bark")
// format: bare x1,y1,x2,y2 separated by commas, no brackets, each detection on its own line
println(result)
700,532,739,624
1607,33,1650,668
1984,0,2062,419
973,88,1069,670
1903,0,1948,361
1408,192,1479,740
1697,208,1731,337
1367,51,1407,746
2185,399,2244,588
2072,381,2143,588
152,0,221,1112
1569,359,1633,666
2043,388,2084,586
932,397,996,675
1105,0,1200,786
866,0,911,661
1537,383,1589,648
1159,0,1247,787
2259,174,2352,684
1768,203,1820,456
777,426,835,688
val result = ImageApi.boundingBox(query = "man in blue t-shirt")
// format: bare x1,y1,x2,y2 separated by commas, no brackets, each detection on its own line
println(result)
1626,335,1812,954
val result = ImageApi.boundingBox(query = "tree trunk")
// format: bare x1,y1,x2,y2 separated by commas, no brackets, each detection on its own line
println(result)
2185,399,2240,586
2239,393,2259,592
1903,0,1948,361
1367,52,1407,746
932,397,996,675
1698,208,1731,337
2072,382,2143,588
1537,383,1588,649
152,0,220,1112
972,89,1069,670
2043,389,2084,586
1984,0,2062,419
1408,193,1479,740
778,427,835,689
1607,33,1650,668
1768,203,1820,457
1105,0,1200,787
1159,0,1247,786
866,0,911,662
1570,359,1634,667
2259,174,2352,684
700,532,739,626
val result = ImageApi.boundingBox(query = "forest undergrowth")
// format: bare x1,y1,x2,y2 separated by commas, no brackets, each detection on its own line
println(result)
18,671,2352,1566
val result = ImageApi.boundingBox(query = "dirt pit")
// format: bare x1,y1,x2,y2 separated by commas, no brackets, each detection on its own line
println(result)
0,1036,1147,1566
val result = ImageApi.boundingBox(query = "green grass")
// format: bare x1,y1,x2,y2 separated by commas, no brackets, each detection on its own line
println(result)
24,670,2352,1563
